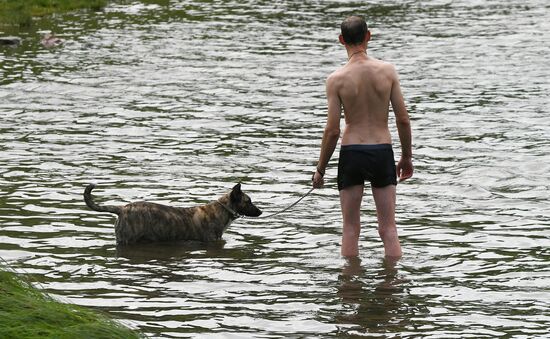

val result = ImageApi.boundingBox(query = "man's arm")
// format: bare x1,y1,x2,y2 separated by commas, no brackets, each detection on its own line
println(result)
389,66,413,181
313,75,341,188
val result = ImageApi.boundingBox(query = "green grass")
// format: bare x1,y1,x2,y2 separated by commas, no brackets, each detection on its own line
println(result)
0,0,107,27
0,268,143,339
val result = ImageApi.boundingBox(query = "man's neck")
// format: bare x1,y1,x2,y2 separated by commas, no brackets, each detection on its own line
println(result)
346,43,368,60
347,49,367,61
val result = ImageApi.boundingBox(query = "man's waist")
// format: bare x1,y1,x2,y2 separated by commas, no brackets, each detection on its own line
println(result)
340,144,393,152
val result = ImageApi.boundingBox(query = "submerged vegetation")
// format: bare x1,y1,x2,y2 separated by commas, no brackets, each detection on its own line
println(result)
0,268,142,339
0,0,107,27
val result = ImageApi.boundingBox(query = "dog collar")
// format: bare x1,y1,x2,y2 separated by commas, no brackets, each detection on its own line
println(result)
215,201,241,219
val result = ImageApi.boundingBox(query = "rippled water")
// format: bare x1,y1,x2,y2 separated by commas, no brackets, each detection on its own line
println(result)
1,0,549,337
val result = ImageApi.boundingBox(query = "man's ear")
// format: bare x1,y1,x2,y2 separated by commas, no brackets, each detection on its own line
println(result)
338,34,346,46
365,30,371,43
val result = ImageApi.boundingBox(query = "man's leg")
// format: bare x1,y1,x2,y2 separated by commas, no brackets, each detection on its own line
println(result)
339,185,364,257
371,185,402,258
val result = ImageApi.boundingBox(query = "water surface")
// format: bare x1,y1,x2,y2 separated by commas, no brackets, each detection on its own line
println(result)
1,0,549,337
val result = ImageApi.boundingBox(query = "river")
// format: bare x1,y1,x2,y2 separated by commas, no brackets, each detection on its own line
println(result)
1,0,549,337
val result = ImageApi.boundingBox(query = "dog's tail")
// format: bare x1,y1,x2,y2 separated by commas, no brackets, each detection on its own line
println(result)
84,184,121,215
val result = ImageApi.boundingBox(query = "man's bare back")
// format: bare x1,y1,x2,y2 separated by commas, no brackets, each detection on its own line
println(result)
327,54,402,145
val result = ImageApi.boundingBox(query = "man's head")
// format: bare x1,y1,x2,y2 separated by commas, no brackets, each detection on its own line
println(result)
340,15,369,46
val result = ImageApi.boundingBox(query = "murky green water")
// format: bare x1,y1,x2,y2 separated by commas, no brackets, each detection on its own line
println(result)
1,1,549,337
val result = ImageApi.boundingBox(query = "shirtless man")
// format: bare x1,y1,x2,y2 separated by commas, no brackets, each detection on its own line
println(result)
312,15,413,258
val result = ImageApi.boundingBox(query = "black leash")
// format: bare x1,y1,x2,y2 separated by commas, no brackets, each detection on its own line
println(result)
252,187,315,219
216,187,316,220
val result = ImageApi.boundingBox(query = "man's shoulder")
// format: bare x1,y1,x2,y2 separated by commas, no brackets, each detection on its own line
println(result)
368,58,399,82
327,66,346,79
326,68,346,88
370,57,396,71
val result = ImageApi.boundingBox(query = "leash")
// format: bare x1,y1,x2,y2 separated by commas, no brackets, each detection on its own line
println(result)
216,187,316,220
253,187,315,219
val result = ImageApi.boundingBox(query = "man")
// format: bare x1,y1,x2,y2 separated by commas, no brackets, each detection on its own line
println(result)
312,15,413,258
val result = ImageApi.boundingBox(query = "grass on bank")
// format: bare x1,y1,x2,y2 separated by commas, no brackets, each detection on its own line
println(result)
0,268,143,339
0,0,107,27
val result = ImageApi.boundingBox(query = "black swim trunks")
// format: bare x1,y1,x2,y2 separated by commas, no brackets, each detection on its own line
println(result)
337,144,397,191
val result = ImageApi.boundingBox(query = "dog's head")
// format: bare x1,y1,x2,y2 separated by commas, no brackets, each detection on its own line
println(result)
230,183,262,217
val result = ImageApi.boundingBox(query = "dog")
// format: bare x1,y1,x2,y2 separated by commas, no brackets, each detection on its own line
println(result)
84,183,262,245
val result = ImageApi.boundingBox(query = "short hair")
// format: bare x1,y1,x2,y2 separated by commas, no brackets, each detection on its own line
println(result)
340,16,368,45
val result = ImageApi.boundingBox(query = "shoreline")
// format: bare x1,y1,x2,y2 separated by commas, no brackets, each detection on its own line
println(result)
0,0,107,27
0,266,143,339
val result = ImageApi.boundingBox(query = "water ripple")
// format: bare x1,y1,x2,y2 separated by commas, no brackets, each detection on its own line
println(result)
1,0,549,337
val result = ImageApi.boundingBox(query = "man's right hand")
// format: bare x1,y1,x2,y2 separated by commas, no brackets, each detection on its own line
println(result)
312,171,325,188
397,157,413,182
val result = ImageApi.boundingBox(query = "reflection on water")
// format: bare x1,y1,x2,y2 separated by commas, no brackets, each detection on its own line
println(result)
1,0,549,337
115,241,227,262
335,257,417,337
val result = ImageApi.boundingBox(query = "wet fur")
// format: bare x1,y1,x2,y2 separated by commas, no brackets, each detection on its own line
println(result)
84,183,261,245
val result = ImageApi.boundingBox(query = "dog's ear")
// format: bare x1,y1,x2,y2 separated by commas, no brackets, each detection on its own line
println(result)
230,183,242,201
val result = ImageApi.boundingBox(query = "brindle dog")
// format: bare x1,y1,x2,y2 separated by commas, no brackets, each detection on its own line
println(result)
84,183,262,245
